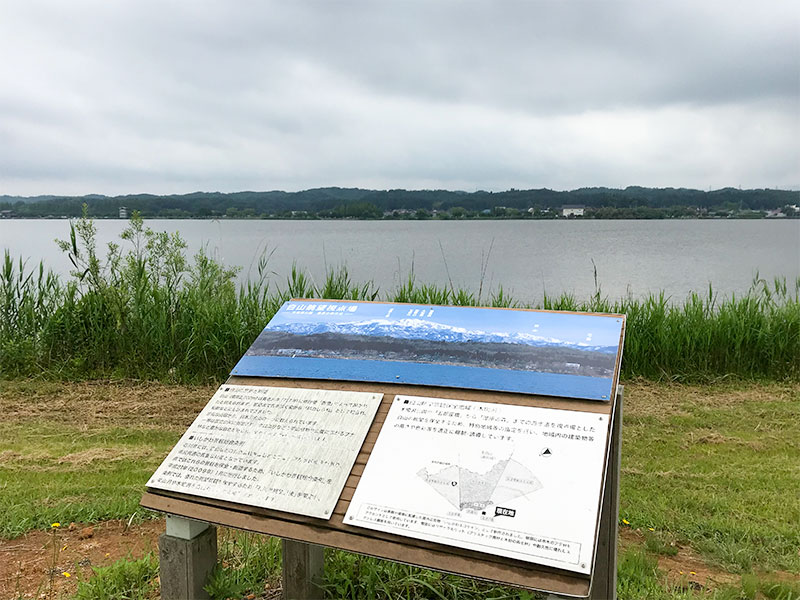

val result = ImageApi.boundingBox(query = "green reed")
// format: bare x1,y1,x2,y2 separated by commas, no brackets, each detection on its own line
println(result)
1,212,797,383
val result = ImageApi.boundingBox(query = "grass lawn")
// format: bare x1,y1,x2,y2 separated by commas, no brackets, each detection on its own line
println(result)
1,379,798,599
620,382,800,575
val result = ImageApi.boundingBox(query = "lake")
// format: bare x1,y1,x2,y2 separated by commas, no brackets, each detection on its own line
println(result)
1,219,798,303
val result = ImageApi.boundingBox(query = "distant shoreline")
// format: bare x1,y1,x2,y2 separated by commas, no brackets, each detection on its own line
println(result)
2,186,797,220
1,214,797,221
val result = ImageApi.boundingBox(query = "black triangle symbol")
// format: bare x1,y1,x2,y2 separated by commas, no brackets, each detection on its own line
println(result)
543,448,552,455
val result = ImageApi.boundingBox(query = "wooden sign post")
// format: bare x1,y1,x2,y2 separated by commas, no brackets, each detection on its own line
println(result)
142,300,626,599
282,539,325,600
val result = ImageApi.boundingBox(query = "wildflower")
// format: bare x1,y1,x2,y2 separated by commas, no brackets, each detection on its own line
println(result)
51,522,61,528
62,544,67,551
690,571,697,576
648,527,655,531
62,572,71,578
621,518,630,525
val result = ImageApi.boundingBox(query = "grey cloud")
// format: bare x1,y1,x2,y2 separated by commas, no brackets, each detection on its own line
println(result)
240,1,799,111
0,0,797,194
9,1,797,111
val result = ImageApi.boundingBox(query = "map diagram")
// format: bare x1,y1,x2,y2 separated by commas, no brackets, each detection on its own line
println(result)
345,395,608,573
417,451,543,513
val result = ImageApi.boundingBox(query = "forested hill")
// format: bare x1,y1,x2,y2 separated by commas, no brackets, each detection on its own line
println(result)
1,186,798,219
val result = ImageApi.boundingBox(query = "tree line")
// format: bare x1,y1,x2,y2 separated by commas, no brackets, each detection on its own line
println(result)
1,186,797,219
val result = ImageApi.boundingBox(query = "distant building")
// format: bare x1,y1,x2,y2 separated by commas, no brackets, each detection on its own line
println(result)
0,209,14,219
561,205,585,217
119,206,128,219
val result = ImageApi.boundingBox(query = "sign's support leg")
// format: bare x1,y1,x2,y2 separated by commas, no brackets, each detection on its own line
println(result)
282,539,325,600
159,515,217,600
589,385,623,600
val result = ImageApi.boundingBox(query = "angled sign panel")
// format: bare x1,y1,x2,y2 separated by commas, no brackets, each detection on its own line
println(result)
233,300,624,401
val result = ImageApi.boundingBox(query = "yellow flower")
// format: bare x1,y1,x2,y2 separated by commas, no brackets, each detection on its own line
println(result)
61,544,68,551
621,518,630,525
648,527,655,531
690,571,697,576
51,522,61,528
62,572,71,578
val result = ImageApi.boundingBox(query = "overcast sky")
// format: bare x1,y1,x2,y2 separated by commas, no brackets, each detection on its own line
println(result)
1,1,798,196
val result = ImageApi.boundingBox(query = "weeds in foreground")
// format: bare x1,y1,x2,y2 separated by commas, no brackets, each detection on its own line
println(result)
323,549,537,599
73,554,158,600
205,531,281,599
70,543,799,600
1,211,798,383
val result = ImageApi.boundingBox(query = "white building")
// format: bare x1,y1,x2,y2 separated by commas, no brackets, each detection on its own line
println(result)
561,205,585,217
119,206,128,219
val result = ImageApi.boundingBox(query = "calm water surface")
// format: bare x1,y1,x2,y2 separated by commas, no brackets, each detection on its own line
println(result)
1,219,798,303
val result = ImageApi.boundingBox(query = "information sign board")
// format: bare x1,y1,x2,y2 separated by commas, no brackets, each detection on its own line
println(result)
344,395,608,574
232,300,624,401
147,385,382,519
144,301,626,597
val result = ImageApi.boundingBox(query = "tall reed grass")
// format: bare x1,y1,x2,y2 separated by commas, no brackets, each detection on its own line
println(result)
1,213,798,382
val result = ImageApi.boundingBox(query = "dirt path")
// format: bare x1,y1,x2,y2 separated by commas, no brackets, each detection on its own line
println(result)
0,518,164,600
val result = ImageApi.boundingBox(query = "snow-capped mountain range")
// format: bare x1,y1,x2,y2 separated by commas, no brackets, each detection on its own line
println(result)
266,317,617,354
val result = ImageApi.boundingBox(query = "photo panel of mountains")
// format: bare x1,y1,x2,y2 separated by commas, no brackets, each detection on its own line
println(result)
232,300,625,401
